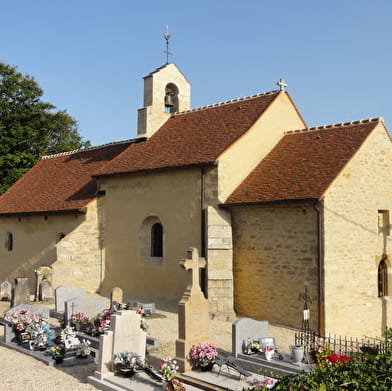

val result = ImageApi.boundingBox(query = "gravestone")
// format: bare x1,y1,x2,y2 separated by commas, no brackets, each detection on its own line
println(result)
175,247,210,372
0,280,12,301
34,266,53,301
110,287,123,308
4,304,50,344
140,302,156,316
55,285,85,313
64,296,106,322
232,318,269,357
11,277,30,307
93,310,147,380
39,277,54,302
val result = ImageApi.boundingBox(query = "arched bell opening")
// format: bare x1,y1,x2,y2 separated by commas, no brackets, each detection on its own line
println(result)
164,83,179,113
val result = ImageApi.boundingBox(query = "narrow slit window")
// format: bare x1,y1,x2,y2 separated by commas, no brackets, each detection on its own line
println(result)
7,232,13,251
378,259,388,297
151,223,163,257
378,210,390,236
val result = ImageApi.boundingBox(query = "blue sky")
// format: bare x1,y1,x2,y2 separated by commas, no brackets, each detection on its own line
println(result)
1,1,391,146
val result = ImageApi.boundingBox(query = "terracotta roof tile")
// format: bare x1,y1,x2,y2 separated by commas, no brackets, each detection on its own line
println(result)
97,91,280,176
225,119,380,205
0,141,132,215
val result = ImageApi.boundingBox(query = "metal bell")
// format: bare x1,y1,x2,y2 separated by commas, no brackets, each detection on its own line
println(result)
164,93,174,108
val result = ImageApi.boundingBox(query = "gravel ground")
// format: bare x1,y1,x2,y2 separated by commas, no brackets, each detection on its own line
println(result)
0,299,296,390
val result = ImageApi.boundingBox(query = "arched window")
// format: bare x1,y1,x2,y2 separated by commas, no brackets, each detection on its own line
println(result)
151,223,163,257
140,216,164,265
378,259,388,297
6,232,13,251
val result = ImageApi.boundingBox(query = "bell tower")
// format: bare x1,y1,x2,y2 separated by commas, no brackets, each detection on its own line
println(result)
137,63,191,138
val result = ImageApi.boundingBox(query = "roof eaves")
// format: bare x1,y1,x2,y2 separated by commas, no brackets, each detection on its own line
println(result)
0,207,87,217
94,161,217,179
221,197,319,208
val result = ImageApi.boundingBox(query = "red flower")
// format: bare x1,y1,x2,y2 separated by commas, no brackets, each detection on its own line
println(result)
340,355,350,362
327,354,339,364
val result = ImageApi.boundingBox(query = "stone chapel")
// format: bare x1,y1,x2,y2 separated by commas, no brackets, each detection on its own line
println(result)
0,63,391,339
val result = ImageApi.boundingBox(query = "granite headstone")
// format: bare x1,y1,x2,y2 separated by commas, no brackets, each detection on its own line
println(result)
55,285,85,313
64,296,106,322
232,317,269,357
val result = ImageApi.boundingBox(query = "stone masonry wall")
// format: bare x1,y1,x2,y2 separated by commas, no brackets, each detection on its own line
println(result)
206,205,236,320
231,203,319,330
53,200,103,293
323,123,392,338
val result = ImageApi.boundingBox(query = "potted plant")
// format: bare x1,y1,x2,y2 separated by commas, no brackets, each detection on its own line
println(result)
76,339,92,358
158,357,179,381
70,312,89,332
189,342,218,370
264,345,275,361
50,342,66,364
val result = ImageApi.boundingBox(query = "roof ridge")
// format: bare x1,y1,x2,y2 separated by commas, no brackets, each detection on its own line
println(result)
174,90,280,116
284,117,382,135
41,138,143,160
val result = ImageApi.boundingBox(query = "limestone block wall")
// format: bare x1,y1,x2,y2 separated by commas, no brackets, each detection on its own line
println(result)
323,123,392,338
0,200,102,294
99,168,202,300
53,200,103,292
230,203,319,330
206,205,236,320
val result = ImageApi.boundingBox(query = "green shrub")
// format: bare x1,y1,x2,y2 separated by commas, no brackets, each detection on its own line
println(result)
272,349,392,390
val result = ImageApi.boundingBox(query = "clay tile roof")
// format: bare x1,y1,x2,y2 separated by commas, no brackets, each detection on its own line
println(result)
97,91,280,176
225,119,380,205
0,141,133,215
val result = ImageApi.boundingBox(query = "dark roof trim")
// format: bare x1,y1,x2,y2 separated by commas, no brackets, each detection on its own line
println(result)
221,198,319,208
94,161,217,179
0,208,87,217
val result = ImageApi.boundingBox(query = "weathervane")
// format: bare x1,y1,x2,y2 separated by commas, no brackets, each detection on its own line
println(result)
163,25,172,64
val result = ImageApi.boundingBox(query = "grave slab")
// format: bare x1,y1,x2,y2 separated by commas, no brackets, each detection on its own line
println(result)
4,304,50,343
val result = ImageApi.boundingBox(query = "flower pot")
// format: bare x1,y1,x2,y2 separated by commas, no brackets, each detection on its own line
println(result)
117,368,135,377
292,345,304,365
200,362,214,371
55,357,64,364
264,350,274,360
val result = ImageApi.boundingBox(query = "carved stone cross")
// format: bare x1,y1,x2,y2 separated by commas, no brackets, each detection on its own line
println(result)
180,247,206,292
277,78,288,91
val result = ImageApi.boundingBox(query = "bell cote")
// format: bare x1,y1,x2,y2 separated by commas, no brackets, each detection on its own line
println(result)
137,63,191,138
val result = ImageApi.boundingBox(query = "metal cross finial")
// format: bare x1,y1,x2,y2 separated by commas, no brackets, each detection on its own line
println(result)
163,25,173,64
277,78,288,92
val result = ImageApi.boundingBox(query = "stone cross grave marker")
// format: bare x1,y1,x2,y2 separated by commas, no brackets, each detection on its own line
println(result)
0,280,12,301
175,247,210,372
55,285,85,313
92,310,147,380
11,277,30,307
